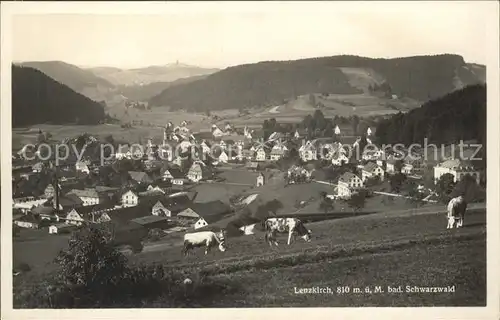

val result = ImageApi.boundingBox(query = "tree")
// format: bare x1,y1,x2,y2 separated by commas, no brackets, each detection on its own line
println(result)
403,180,425,208
389,173,407,193
55,226,128,293
435,173,456,203
347,190,367,213
319,192,335,213
452,174,484,203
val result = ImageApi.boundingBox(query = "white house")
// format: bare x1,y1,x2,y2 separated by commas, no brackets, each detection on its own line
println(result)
299,141,317,162
75,161,90,174
49,223,77,234
361,162,385,182
334,125,341,135
121,190,139,207
434,159,480,184
255,147,267,162
218,150,229,163
67,188,101,206
212,126,225,138
337,172,364,199
200,140,211,155
270,148,286,161
150,200,172,217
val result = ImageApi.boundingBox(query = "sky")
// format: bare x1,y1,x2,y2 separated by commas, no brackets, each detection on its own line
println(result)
8,1,495,69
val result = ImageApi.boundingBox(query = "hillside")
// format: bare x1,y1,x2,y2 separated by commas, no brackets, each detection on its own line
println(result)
88,63,219,86
116,74,209,101
17,61,117,103
375,84,486,147
148,54,485,112
12,65,106,127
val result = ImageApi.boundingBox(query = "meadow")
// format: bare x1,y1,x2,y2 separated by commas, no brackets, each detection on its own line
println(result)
132,208,486,307
13,205,486,307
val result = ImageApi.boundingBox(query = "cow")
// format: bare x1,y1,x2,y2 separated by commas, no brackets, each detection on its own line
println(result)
182,230,226,256
446,195,467,229
264,218,312,247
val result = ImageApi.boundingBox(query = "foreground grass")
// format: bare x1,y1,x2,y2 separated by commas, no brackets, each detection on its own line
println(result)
203,237,486,307
13,210,486,307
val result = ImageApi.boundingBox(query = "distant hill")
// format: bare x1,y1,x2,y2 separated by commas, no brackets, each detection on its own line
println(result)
17,61,117,102
12,65,106,127
375,84,486,147
148,54,485,112
116,74,209,101
87,63,219,86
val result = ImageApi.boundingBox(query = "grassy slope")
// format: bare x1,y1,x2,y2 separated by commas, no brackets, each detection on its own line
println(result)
13,208,486,307
137,210,486,307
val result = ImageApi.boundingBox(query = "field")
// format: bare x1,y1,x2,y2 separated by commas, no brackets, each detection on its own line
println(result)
13,204,486,307
131,208,486,307
12,89,421,151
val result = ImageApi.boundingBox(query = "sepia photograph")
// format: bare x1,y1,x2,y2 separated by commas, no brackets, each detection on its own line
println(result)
1,1,499,319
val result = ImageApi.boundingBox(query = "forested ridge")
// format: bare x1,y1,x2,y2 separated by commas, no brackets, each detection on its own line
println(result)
12,65,106,127
375,84,486,146
149,54,484,112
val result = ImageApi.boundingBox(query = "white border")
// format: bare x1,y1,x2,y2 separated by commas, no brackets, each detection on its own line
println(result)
1,2,499,319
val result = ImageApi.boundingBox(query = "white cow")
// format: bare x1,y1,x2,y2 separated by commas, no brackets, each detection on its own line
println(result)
264,218,312,247
446,195,467,229
182,231,226,256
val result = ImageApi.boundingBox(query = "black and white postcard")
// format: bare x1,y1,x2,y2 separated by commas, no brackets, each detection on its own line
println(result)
1,1,499,319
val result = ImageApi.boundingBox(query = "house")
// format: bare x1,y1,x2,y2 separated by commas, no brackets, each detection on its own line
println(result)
256,173,265,187
255,147,267,162
49,223,78,234
212,126,225,138
14,215,41,229
158,145,173,161
65,203,116,225
219,140,227,150
44,184,57,199
270,148,286,161
170,168,188,186
66,188,103,206
361,162,385,182
32,162,44,173
385,156,398,174
434,159,480,184
75,161,90,174
128,171,153,185
294,130,300,139
187,162,211,182
145,185,166,194
121,190,139,207
299,141,317,162
97,205,150,224
130,215,172,231
177,200,231,229
200,140,212,155
337,172,364,199
218,150,229,163
162,193,193,215
171,156,183,167
334,125,341,135
114,145,130,160
58,169,77,182
53,194,84,211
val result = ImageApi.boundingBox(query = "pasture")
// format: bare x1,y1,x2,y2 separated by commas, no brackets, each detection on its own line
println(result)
12,207,486,307
132,208,486,307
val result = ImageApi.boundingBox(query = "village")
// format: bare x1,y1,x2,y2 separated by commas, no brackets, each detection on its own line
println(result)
11,113,486,270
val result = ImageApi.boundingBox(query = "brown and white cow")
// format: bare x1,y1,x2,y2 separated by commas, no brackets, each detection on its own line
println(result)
182,230,227,256
264,218,312,247
446,195,467,229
